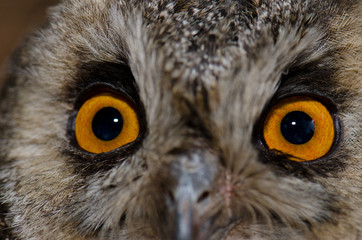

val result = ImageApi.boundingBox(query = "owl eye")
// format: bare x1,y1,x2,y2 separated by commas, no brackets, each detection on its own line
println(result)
75,93,140,154
263,96,335,161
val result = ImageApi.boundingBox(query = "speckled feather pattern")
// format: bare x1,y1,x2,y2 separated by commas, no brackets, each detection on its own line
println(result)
0,0,361,239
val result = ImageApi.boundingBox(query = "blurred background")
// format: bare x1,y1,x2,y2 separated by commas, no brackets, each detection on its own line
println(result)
0,0,59,86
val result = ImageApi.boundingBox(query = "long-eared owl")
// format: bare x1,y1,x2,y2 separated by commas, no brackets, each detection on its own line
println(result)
0,0,361,239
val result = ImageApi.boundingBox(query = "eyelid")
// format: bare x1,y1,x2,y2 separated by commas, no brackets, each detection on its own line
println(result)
73,83,136,111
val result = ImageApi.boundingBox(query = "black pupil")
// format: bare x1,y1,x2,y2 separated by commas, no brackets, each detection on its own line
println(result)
92,107,123,141
280,111,315,145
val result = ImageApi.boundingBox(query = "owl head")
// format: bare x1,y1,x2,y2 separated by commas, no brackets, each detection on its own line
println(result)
0,0,361,239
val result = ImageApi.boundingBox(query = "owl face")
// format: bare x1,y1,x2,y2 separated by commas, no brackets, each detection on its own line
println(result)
0,0,361,239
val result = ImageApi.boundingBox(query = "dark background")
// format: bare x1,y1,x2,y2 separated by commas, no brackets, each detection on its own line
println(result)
0,0,59,87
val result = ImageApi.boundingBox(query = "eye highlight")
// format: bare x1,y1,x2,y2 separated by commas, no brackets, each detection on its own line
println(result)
263,96,335,161
75,93,140,154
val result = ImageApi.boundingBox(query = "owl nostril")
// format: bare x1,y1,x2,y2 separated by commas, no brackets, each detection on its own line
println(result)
167,190,176,205
197,191,210,203
119,213,127,227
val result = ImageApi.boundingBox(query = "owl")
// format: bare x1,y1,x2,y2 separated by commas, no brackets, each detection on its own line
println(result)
0,0,361,239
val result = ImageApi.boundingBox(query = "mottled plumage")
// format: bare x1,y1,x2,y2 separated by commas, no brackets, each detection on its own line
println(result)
0,0,361,239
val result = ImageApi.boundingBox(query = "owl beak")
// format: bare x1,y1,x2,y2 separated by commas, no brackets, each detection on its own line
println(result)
172,190,213,240
173,194,204,240
165,152,217,240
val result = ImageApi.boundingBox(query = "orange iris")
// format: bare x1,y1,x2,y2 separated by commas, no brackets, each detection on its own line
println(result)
263,96,335,161
75,93,140,154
